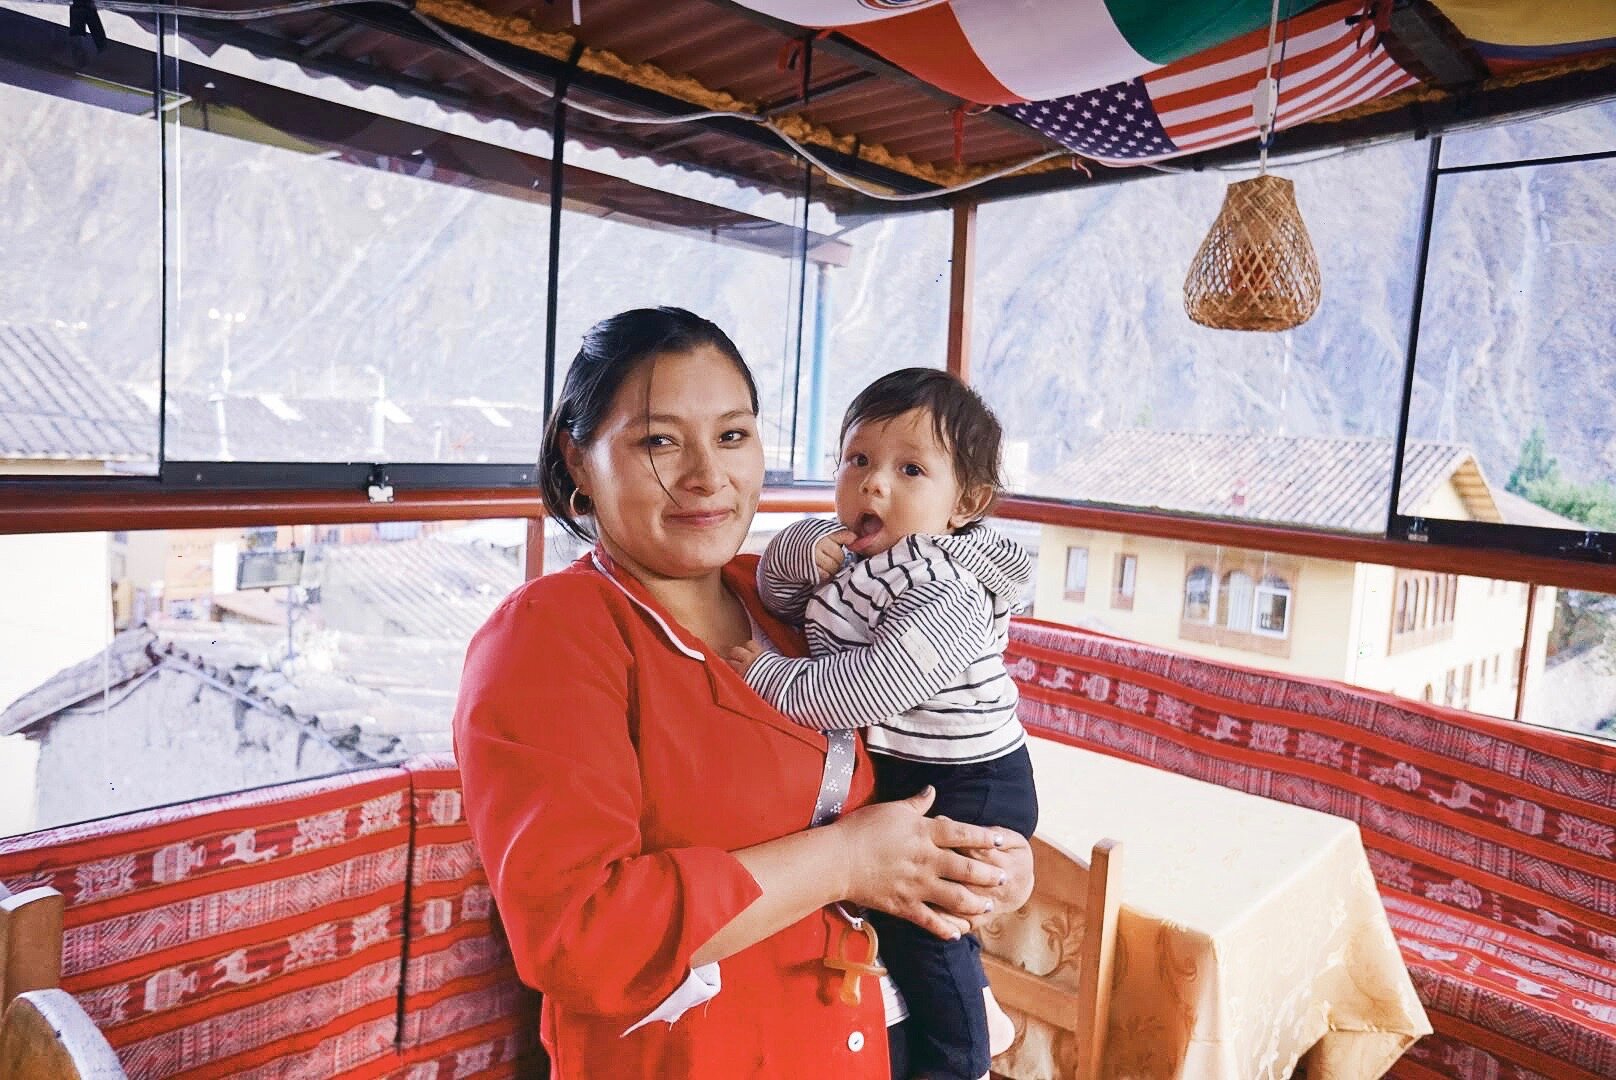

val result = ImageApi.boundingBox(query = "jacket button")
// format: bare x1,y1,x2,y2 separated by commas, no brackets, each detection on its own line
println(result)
848,1031,865,1052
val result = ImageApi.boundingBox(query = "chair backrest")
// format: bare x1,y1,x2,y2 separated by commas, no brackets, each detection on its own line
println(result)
0,989,125,1079
979,836,1122,1080
0,884,65,1013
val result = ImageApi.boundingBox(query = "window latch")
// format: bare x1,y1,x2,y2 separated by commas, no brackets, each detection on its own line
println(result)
1558,531,1613,563
367,465,394,504
1403,518,1429,543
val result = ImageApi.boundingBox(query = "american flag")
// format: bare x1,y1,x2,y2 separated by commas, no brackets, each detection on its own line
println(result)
1003,1,1420,164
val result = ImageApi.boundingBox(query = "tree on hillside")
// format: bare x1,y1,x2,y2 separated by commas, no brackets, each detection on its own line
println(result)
1505,425,1616,530
1507,425,1558,495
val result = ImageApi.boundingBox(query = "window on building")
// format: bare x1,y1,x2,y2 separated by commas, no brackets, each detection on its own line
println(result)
1183,565,1213,623
1511,647,1523,688
1112,553,1138,610
1219,570,1255,631
1064,547,1089,602
1389,570,1459,652
1179,550,1299,657
1462,662,1474,709
1444,669,1458,706
1422,683,1434,702
1253,575,1293,638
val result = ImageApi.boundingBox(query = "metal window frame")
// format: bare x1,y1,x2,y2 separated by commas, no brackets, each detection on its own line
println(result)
0,7,825,501
1386,132,1616,569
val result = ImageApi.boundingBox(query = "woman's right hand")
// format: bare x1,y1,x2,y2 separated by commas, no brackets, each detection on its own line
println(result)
831,787,1008,940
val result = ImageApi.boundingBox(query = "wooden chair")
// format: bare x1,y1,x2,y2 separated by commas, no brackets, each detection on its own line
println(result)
0,885,125,1079
0,990,124,1079
1,884,65,1014
980,837,1122,1080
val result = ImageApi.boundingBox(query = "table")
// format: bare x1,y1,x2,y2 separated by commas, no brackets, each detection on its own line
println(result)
1012,737,1431,1079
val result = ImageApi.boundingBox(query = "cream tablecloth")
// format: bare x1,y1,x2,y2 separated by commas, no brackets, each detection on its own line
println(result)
1009,738,1431,1079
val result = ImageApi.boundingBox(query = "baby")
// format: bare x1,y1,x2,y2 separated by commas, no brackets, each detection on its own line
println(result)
727,367,1037,1080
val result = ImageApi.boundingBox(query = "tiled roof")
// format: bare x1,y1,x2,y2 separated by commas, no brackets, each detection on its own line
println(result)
0,620,464,761
1040,431,1498,533
0,324,152,462
0,534,521,755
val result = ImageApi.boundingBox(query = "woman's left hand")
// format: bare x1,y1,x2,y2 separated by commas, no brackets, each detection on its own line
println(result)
946,824,1033,927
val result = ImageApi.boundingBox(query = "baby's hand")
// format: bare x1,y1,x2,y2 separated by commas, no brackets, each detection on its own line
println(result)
814,528,855,580
726,638,766,677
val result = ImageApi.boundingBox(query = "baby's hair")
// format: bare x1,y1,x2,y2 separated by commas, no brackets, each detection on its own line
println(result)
840,368,1004,520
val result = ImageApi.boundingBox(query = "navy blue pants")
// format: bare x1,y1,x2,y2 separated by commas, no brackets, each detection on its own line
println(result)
870,746,1039,1079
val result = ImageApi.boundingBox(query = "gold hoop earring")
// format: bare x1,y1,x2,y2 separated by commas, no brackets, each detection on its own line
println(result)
569,488,590,518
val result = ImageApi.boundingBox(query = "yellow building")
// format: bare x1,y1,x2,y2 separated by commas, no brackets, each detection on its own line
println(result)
1031,432,1568,720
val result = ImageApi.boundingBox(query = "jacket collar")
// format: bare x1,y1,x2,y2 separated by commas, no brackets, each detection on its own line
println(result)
590,549,706,661
588,548,807,661
587,548,821,749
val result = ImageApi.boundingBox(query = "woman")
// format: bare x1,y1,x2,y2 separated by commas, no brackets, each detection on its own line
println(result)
453,308,1033,1077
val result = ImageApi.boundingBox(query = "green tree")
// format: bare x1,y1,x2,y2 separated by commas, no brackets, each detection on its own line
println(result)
1507,425,1559,495
1519,475,1616,531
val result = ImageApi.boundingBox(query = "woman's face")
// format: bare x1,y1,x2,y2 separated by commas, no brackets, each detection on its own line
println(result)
566,345,764,583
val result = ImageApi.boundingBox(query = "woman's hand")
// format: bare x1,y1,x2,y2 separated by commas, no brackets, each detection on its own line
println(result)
831,787,1009,940
955,829,1033,928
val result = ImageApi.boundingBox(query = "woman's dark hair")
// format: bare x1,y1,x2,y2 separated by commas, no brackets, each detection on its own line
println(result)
540,307,758,541
839,367,1004,518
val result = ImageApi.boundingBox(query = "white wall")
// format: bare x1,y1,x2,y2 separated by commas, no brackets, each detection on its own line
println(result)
32,668,352,831
0,531,112,836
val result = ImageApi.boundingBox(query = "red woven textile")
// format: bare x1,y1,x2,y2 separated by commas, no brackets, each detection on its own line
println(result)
1006,618,1616,1080
394,754,543,1079
0,767,412,1079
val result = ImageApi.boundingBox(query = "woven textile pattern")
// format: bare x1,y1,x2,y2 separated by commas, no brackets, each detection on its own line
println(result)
1004,619,1616,1080
390,754,543,1080
0,768,413,1079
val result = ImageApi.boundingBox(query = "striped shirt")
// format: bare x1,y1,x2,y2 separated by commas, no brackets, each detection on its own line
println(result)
745,518,1033,764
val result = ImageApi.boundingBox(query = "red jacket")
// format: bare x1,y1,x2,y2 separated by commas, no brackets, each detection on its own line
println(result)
453,551,890,1078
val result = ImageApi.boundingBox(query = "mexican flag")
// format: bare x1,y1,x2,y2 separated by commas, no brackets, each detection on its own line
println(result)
734,0,1317,104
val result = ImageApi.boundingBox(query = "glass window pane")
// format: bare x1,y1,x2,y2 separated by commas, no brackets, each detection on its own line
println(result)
1065,547,1088,597
1522,586,1616,739
0,19,160,477
0,517,527,836
799,209,951,482
165,24,552,464
973,138,1425,532
1398,154,1616,532
545,146,832,481
1440,98,1616,170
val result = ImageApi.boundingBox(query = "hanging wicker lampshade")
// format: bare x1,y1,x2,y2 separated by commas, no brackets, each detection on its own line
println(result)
1183,172,1321,332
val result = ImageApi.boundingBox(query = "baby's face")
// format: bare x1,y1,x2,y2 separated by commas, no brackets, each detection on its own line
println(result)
834,408,971,557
